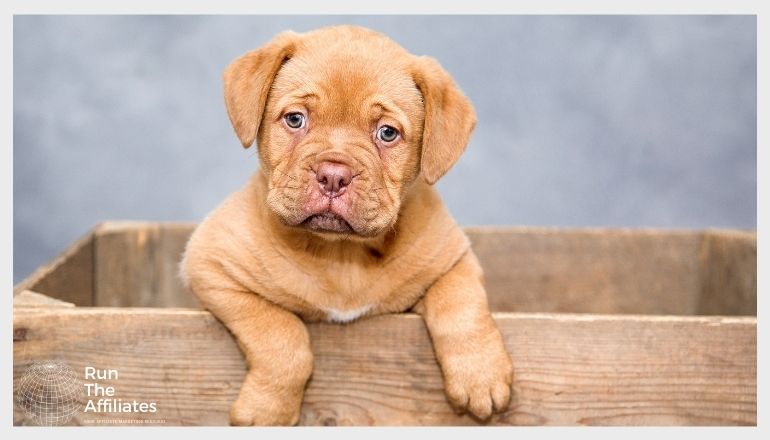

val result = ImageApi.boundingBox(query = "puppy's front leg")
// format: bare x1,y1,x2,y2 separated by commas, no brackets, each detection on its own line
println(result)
413,251,514,421
198,288,313,426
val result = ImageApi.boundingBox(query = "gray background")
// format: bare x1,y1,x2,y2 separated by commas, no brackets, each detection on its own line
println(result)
13,16,757,283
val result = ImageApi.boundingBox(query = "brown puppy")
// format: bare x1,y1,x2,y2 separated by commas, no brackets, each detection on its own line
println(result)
181,25,513,426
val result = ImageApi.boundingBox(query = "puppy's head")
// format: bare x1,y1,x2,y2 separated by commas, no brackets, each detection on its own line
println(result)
223,25,476,239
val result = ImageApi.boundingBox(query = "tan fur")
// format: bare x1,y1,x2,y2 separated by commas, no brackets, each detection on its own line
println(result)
182,25,513,425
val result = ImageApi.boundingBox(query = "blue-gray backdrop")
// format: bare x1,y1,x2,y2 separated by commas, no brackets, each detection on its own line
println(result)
13,15,757,283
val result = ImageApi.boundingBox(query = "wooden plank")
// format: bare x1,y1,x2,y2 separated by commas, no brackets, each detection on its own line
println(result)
697,230,757,315
13,308,756,426
13,290,75,308
466,228,705,315
18,222,757,314
93,223,158,307
93,222,198,307
86,222,720,313
13,226,95,306
154,224,198,308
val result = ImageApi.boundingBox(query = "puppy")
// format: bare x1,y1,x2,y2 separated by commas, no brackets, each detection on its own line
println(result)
182,25,513,426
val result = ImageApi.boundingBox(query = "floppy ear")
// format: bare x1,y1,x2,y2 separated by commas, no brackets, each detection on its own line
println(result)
412,56,477,184
223,31,300,148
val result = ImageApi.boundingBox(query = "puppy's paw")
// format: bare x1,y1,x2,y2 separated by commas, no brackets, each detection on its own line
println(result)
229,373,306,426
440,341,514,421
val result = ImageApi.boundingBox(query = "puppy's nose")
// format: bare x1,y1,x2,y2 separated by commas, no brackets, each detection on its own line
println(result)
316,161,353,196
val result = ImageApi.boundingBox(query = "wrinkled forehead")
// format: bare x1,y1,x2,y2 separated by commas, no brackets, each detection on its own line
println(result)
269,40,424,124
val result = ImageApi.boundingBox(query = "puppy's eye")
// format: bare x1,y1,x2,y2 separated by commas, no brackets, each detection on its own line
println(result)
377,125,399,143
284,113,306,129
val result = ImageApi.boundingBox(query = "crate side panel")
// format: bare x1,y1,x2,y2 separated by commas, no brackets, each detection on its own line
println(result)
94,223,198,308
12,309,756,426
155,225,198,308
467,229,703,314
15,230,94,306
697,231,757,315
94,226,160,306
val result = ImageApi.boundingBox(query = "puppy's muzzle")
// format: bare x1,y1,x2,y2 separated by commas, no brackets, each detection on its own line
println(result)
315,161,352,197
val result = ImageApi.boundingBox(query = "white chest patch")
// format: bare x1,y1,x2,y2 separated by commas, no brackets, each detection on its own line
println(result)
324,304,373,323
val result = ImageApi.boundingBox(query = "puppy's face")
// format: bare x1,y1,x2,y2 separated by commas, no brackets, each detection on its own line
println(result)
260,35,424,237
223,26,476,239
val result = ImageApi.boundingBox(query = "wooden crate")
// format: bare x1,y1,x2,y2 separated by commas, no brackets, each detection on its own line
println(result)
13,222,756,426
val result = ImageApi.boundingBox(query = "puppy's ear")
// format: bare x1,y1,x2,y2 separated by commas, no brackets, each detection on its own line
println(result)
223,31,300,148
412,56,477,184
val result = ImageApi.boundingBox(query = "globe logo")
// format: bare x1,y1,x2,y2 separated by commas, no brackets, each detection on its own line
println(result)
17,360,81,426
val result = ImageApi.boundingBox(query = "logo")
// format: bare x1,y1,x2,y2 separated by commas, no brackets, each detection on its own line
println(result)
17,360,81,426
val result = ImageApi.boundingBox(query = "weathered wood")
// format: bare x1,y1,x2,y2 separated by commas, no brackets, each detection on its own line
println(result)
93,222,155,307
155,224,199,308
14,226,95,306
93,222,199,308
12,308,756,426
466,227,705,315
36,222,753,315
697,230,757,315
13,290,75,308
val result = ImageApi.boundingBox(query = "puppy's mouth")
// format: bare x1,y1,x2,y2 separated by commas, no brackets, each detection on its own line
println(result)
301,212,354,234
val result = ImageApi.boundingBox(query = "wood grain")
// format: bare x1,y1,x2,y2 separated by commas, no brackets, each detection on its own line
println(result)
14,225,95,306
93,222,199,308
697,230,757,315
13,290,75,308
24,222,753,315
12,308,756,426
466,227,706,315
